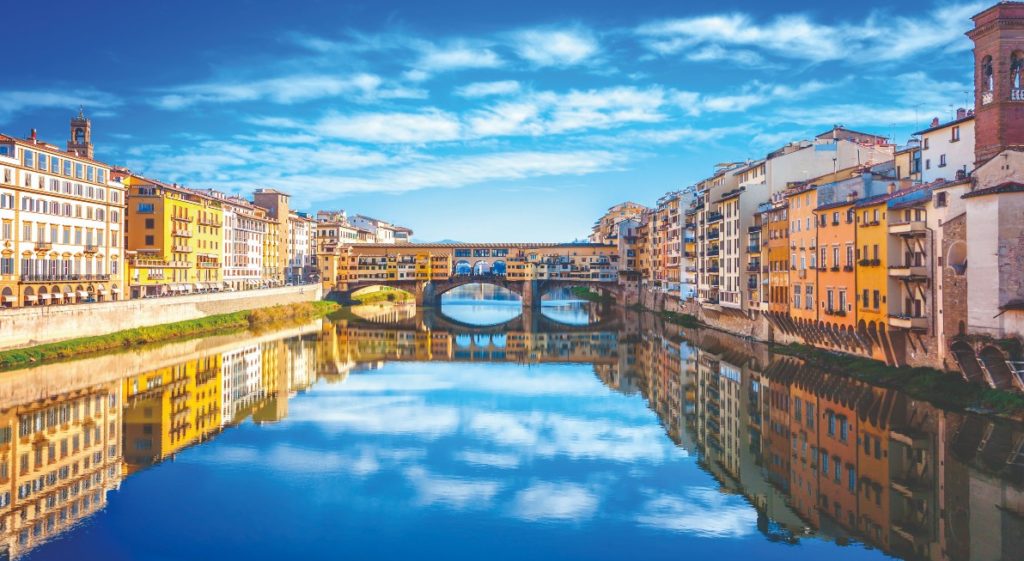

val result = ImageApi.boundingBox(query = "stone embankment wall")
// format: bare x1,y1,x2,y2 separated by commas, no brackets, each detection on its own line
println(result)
0,285,322,350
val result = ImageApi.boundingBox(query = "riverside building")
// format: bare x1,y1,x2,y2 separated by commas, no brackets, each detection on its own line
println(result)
0,111,127,307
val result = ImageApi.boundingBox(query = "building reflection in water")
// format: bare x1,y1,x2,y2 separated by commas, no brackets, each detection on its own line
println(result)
0,310,1021,560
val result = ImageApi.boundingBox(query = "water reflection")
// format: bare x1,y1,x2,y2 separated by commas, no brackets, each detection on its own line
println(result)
540,287,598,326
1,307,1021,561
440,283,523,325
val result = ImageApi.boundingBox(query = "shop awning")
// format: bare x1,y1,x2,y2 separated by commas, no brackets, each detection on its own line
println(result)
51,293,64,300
65,292,75,298
77,291,89,298
25,295,37,302
40,294,51,300
111,288,122,294
3,296,15,303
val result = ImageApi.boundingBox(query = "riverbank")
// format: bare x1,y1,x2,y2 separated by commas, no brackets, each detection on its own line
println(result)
0,284,322,351
0,301,338,371
636,303,1024,417
569,287,615,304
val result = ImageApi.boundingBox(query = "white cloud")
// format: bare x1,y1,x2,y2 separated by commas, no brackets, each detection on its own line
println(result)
455,450,521,469
416,42,503,72
635,488,758,537
698,80,834,113
636,3,984,64
0,89,121,124
316,109,464,144
512,27,600,66
151,73,422,109
455,80,522,98
405,467,503,509
511,482,599,521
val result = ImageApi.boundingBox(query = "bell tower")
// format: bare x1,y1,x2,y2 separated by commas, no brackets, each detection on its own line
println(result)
67,106,94,159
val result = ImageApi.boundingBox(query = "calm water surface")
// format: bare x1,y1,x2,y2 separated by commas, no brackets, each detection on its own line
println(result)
7,288,1023,561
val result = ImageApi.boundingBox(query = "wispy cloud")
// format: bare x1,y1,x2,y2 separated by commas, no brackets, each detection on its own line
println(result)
316,109,463,144
152,73,425,110
0,88,121,124
636,2,984,64
416,41,504,72
511,26,600,67
511,481,600,521
455,80,522,98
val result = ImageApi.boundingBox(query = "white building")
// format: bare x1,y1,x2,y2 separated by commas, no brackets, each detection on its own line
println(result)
287,211,315,283
199,191,266,291
916,110,975,183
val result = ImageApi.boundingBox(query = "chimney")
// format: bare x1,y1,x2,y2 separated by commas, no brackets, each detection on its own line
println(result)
846,191,858,202
956,107,967,119
29,129,37,143
887,183,897,195
930,117,940,128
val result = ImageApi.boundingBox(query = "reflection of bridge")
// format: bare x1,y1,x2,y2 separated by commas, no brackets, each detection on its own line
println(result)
320,242,621,307
345,303,624,334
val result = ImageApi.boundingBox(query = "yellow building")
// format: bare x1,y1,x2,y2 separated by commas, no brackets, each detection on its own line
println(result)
854,193,891,332
261,215,281,287
121,354,222,473
122,173,224,298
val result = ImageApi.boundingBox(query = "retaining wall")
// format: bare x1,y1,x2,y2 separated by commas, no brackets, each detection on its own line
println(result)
0,285,322,350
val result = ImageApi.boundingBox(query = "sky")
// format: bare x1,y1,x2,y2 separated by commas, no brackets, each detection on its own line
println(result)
1,0,985,242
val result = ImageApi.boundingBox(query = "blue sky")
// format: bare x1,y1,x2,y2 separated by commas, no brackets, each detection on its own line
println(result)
2,0,983,241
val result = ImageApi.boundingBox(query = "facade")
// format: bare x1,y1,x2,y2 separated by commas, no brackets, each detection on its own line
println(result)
0,114,127,308
916,111,976,183
813,197,857,328
589,202,649,244
197,191,266,291
787,185,820,324
123,174,223,298
287,211,316,284
252,189,289,286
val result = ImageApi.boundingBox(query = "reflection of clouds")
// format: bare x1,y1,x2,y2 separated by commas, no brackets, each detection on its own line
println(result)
511,481,599,522
635,488,757,537
195,444,385,477
289,395,460,439
455,450,521,469
469,411,671,463
405,467,502,510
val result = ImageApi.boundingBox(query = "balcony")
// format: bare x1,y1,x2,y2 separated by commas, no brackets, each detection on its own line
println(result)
84,244,98,254
172,214,194,223
747,243,760,253
707,230,720,241
706,249,720,257
889,315,928,331
889,220,927,236
746,262,761,272
747,278,758,290
706,266,720,274
888,265,928,278
798,269,808,279
1013,89,1024,101
707,212,723,223
858,258,881,267
33,242,52,252
824,308,847,317
172,229,193,238
172,245,193,253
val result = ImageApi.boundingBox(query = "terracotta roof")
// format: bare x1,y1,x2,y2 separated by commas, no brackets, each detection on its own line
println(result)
961,181,1024,199
913,114,974,136
815,198,857,212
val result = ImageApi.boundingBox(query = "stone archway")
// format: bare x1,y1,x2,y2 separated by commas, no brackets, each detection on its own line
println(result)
473,261,491,276
979,346,1014,389
1,287,13,308
492,260,507,276
454,260,471,276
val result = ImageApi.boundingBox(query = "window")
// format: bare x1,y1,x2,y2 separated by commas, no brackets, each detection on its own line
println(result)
846,244,854,267
23,150,34,168
144,235,154,245
806,404,814,428
793,285,802,308
839,417,849,442
873,290,880,309
145,218,154,229
794,397,802,420
63,160,72,176
136,203,154,214
827,411,836,436
805,285,813,309
839,290,847,312
74,163,83,179
939,154,947,167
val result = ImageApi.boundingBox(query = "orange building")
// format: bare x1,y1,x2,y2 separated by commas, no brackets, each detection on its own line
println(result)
853,194,891,334
764,200,790,314
786,185,819,323
814,197,858,329
815,377,862,532
855,387,896,549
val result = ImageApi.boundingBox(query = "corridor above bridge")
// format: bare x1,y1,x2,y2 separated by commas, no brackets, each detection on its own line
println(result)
319,242,620,306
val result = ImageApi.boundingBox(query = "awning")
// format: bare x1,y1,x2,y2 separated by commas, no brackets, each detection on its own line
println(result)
77,291,89,298
98,289,108,295
111,288,122,294
51,293,64,300
192,284,201,291
65,292,75,298
25,295,37,302
3,296,15,303
40,294,51,300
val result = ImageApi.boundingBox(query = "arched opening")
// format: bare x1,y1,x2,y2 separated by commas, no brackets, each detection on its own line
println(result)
454,334,472,348
38,286,48,306
23,286,35,307
947,241,967,276
51,286,61,305
492,260,507,276
1,287,13,308
472,261,491,276
350,285,414,305
982,55,994,92
540,284,601,326
951,340,984,383
454,260,471,276
1012,51,1024,90
63,285,74,304
979,346,1014,389
439,282,522,326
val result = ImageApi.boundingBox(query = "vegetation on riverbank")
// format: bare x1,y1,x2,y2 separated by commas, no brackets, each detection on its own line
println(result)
656,311,702,328
0,301,338,371
775,342,1024,416
569,287,615,304
351,287,414,304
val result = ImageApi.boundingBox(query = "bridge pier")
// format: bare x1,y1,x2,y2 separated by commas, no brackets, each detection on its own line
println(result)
521,279,541,310
414,281,436,307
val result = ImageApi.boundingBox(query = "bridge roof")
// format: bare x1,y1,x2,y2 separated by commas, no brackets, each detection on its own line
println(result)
348,242,615,249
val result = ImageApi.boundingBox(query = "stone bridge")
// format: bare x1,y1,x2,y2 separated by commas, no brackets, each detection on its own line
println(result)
320,242,621,308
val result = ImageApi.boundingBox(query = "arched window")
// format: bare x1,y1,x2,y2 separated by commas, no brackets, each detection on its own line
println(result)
1012,51,1024,93
982,55,995,92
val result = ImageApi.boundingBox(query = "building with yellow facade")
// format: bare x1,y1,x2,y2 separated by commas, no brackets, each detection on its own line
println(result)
122,173,224,298
122,354,222,473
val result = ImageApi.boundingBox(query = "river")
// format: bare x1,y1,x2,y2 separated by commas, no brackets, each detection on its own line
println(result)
4,284,1022,560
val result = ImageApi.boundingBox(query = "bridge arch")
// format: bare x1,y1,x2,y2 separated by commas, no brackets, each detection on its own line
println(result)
473,261,491,275
454,260,471,276
492,260,507,275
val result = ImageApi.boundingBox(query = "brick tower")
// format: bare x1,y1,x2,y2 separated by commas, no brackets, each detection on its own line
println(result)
967,1,1024,165
66,106,94,159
